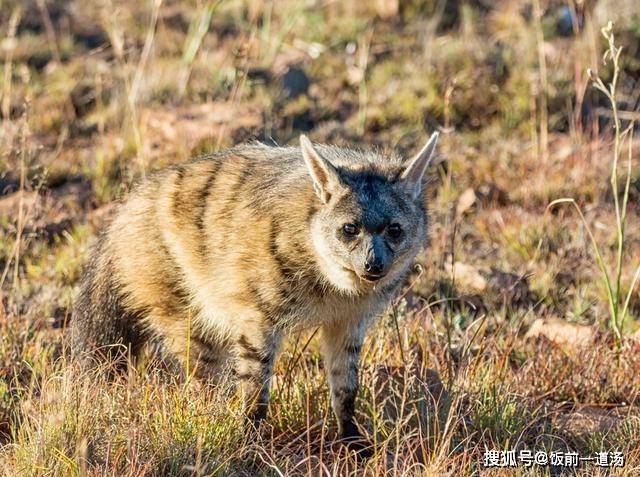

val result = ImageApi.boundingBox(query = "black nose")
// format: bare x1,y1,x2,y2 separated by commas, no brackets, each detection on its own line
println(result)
364,259,384,276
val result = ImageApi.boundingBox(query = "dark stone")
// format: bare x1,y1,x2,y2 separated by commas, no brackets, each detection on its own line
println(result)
246,67,271,84
291,110,314,131
282,65,309,99
71,82,97,118
0,174,19,196
556,6,579,37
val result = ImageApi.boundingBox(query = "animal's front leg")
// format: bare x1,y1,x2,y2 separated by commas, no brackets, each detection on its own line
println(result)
321,320,367,442
235,327,280,424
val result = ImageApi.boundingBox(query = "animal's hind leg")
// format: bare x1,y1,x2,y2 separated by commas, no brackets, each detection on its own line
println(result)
156,318,234,383
233,323,282,424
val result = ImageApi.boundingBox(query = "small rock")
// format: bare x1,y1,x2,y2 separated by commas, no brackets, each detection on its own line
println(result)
282,66,309,99
445,260,487,292
374,0,399,19
555,406,626,435
456,188,477,216
346,65,364,86
526,318,594,348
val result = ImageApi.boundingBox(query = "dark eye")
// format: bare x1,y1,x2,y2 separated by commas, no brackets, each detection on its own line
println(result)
387,223,403,238
342,223,359,237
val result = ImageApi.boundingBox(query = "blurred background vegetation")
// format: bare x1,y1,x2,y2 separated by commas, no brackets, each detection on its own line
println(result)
1,0,640,475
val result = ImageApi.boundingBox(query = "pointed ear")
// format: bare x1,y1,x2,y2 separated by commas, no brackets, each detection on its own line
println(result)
400,132,439,200
300,134,342,203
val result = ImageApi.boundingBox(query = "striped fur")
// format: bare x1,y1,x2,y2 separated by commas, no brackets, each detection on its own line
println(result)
70,133,438,442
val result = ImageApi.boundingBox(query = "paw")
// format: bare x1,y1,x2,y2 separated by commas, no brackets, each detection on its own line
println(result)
242,407,268,438
340,434,373,459
338,424,373,459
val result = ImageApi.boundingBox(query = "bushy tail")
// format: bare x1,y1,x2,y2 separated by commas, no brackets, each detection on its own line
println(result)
69,233,147,369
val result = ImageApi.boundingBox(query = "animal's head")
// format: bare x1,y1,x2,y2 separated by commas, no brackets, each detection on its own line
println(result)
301,133,438,292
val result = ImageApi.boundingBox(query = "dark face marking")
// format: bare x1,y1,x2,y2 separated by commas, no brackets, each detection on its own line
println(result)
314,171,426,285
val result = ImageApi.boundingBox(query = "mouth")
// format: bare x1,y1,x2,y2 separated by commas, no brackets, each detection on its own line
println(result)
342,266,387,284
358,273,387,283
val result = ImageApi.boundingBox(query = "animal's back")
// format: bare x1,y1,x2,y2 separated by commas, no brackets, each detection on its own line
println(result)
70,143,397,367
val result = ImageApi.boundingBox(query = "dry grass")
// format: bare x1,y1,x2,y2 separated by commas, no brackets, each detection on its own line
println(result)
1,0,640,475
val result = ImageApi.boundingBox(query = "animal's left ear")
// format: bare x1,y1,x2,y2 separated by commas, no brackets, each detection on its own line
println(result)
400,132,439,200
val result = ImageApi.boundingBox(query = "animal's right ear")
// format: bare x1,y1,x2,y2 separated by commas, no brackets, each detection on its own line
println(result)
300,135,343,203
